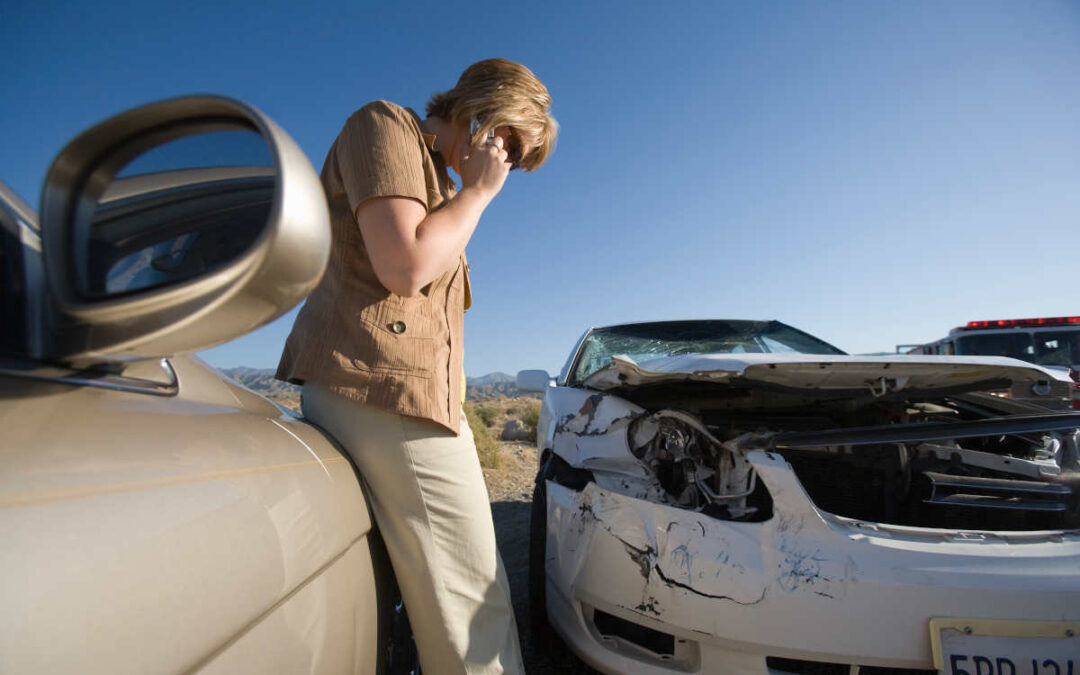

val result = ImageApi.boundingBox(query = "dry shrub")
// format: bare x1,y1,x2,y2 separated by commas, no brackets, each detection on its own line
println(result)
499,398,541,442
465,402,500,468
474,404,499,427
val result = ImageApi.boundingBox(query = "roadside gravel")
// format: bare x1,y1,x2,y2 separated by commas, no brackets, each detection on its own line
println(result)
483,442,599,675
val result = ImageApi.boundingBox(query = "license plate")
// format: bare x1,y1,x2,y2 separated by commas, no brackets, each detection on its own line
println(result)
931,618,1079,675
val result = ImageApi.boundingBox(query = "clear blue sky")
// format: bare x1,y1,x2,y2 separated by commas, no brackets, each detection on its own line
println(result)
4,1,1078,376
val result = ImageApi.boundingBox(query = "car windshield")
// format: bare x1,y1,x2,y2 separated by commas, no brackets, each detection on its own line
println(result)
1034,330,1080,367
570,320,846,383
955,333,1035,362
955,329,1080,368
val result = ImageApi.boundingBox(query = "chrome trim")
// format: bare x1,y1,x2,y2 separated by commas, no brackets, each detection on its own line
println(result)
0,357,178,396
0,179,41,234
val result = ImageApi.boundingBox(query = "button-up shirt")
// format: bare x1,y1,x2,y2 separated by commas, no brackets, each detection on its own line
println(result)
276,100,471,433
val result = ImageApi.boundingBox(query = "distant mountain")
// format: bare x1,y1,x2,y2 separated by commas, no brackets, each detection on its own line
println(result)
466,372,535,400
468,372,514,386
220,367,535,402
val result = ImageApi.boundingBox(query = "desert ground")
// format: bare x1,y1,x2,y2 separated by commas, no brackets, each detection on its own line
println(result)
464,396,596,674
482,439,598,674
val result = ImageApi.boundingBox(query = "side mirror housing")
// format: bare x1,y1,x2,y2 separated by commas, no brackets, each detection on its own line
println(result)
38,95,329,363
517,369,553,393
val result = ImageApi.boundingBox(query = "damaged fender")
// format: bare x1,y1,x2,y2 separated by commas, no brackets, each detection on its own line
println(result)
544,387,651,483
545,451,858,634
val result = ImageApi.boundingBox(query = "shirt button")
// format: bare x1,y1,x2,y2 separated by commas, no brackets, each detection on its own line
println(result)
390,321,407,334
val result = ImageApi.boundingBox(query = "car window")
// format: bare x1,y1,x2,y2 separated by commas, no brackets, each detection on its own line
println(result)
1033,330,1080,367
760,335,805,354
955,332,1036,363
83,170,274,296
117,130,272,177
570,320,845,383
73,128,276,299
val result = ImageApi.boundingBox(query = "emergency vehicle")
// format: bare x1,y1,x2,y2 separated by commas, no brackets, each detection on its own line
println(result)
899,316,1080,410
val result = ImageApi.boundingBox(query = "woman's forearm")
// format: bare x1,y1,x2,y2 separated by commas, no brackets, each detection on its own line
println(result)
356,186,492,297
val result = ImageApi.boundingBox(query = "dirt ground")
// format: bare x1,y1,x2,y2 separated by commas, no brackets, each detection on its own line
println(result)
483,441,600,675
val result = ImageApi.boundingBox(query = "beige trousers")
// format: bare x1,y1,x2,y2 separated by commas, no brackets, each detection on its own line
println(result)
301,384,523,675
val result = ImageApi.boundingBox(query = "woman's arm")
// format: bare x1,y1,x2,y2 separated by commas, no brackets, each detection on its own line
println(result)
356,137,510,297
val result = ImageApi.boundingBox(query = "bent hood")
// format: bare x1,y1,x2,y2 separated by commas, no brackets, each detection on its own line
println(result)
583,353,1069,396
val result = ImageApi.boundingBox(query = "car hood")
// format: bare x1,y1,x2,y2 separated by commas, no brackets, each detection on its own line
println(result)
582,353,1068,395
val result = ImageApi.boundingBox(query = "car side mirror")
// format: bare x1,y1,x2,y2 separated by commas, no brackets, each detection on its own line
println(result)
517,369,553,392
38,95,329,363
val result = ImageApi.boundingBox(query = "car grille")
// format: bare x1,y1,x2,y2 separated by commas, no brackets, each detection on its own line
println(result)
592,608,674,656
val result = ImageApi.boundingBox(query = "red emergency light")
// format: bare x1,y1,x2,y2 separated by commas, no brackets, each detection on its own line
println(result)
962,316,1080,330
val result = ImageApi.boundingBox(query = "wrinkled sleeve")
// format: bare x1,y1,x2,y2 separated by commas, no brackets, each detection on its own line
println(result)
336,100,428,215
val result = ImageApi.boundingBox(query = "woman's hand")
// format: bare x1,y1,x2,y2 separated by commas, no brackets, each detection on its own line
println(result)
459,135,511,201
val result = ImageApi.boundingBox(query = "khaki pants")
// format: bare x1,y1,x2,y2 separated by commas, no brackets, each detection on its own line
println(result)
301,384,523,675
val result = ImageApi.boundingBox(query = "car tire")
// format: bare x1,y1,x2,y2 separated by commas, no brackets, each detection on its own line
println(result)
528,452,552,641
371,530,422,675
528,451,562,651
529,451,597,657
386,583,422,675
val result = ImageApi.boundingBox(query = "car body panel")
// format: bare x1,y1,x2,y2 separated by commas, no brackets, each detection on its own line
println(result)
583,353,1070,396
0,356,380,674
545,477,1080,673
196,542,381,675
541,385,645,476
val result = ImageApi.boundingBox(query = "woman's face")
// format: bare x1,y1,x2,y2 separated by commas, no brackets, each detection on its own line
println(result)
450,124,530,175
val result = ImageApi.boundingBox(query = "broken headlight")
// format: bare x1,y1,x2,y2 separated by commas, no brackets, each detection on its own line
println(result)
628,410,759,519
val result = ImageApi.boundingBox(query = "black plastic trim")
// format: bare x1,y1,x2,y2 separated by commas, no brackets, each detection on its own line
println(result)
774,412,1080,449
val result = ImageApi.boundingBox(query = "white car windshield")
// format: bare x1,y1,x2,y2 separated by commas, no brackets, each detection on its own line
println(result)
571,320,845,383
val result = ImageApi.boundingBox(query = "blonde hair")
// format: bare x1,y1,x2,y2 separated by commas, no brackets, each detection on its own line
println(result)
427,58,558,171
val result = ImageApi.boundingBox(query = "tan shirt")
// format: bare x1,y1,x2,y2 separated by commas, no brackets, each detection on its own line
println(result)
276,100,471,434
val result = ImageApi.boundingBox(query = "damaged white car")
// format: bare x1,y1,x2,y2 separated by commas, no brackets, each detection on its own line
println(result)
517,320,1080,675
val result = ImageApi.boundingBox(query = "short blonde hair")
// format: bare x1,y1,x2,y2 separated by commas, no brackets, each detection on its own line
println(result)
427,58,558,171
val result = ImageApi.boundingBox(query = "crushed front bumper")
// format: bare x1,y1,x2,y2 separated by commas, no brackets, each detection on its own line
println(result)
544,451,1080,674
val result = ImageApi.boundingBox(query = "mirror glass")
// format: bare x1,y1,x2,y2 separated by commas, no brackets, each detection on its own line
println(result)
76,127,275,298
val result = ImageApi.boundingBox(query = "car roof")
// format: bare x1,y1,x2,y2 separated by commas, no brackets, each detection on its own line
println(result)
590,318,776,331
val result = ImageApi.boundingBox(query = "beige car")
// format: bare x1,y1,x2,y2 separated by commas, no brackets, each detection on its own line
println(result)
0,97,414,674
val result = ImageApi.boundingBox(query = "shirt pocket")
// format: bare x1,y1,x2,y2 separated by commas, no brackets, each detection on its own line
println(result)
353,308,439,378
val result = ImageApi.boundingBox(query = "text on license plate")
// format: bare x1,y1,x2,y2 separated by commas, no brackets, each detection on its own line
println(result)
931,618,1079,675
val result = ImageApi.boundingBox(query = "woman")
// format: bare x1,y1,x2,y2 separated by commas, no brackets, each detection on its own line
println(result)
276,58,557,674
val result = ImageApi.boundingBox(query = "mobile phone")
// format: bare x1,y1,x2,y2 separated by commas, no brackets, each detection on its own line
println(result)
470,117,495,144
